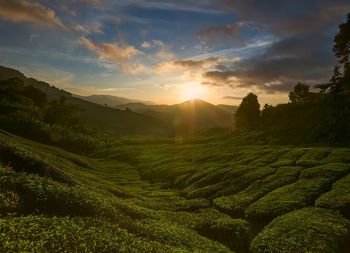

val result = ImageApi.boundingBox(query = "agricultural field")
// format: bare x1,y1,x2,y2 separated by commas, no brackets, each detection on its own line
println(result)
0,130,350,252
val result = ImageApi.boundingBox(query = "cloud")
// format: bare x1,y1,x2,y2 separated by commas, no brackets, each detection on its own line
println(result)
197,21,260,44
141,41,152,48
222,0,350,35
71,22,103,34
64,0,102,7
77,37,147,74
222,96,242,100
71,24,87,33
141,40,165,48
155,46,176,60
154,56,239,73
0,0,67,29
195,0,349,94
155,83,170,89
202,42,335,93
141,40,175,60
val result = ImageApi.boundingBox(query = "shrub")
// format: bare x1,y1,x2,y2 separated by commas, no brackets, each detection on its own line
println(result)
250,208,350,253
316,173,350,218
246,163,349,224
213,166,302,217
0,216,179,252
0,139,74,184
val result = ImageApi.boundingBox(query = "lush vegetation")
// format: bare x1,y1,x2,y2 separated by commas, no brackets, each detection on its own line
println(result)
0,10,350,253
1,130,350,252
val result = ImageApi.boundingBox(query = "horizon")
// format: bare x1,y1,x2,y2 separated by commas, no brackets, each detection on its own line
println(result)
0,1,349,105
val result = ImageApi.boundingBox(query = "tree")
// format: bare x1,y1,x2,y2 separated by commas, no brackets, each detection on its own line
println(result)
261,103,273,118
235,92,260,129
334,13,350,66
289,82,310,103
329,65,343,94
333,12,350,93
44,96,80,130
314,83,331,94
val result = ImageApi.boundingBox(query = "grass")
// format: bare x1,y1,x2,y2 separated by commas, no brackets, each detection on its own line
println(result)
1,130,350,252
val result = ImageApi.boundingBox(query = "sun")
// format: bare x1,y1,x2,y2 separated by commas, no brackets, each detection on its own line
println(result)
181,83,205,101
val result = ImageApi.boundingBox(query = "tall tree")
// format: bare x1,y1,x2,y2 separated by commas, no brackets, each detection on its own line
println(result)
333,13,350,93
235,93,260,129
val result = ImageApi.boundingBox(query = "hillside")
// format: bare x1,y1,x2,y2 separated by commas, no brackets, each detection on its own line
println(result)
0,66,234,136
0,66,172,136
118,99,235,134
1,130,350,252
77,94,154,107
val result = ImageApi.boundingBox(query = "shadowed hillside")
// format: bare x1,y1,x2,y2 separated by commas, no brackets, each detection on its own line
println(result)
77,94,155,107
0,66,172,136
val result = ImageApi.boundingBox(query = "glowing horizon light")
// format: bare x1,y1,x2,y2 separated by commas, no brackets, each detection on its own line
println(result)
181,83,206,101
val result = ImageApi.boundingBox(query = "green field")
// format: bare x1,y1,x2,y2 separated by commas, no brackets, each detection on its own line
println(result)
0,130,349,252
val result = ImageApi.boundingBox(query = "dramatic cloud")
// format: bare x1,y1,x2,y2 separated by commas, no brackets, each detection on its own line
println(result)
222,0,350,35
77,37,147,74
155,56,239,73
0,0,67,29
202,44,335,93
194,0,349,94
197,21,260,45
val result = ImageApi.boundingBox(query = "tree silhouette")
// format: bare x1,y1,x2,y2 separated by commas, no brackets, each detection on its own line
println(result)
261,103,273,117
235,93,260,129
289,82,310,103
333,12,350,94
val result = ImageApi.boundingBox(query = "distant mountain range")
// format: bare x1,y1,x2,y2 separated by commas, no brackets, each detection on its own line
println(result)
0,65,236,135
76,94,155,107
116,100,236,135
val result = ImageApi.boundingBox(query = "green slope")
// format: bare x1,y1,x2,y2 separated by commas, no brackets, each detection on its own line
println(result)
1,130,350,252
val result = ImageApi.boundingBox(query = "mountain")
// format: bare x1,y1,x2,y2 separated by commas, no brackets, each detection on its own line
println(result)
0,66,172,136
77,95,154,107
118,99,234,135
0,65,234,135
217,104,238,114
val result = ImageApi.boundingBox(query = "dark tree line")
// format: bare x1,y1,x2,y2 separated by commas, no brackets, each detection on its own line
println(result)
235,12,350,133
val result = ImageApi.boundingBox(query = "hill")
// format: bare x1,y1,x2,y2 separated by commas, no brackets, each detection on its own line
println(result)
0,65,234,136
77,94,154,107
0,66,172,136
1,129,350,252
117,99,235,134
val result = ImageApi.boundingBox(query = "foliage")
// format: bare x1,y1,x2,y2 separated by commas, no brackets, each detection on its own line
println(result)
235,93,260,129
0,216,181,253
288,82,310,103
250,208,350,253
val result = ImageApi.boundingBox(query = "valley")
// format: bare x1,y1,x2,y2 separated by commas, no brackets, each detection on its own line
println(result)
1,130,350,252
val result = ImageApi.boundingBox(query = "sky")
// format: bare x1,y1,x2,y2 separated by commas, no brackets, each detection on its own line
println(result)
0,0,349,105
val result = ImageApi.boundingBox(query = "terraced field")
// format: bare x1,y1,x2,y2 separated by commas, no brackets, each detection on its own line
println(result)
0,130,350,252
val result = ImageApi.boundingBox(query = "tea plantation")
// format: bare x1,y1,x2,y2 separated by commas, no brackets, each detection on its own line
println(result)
0,130,350,252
